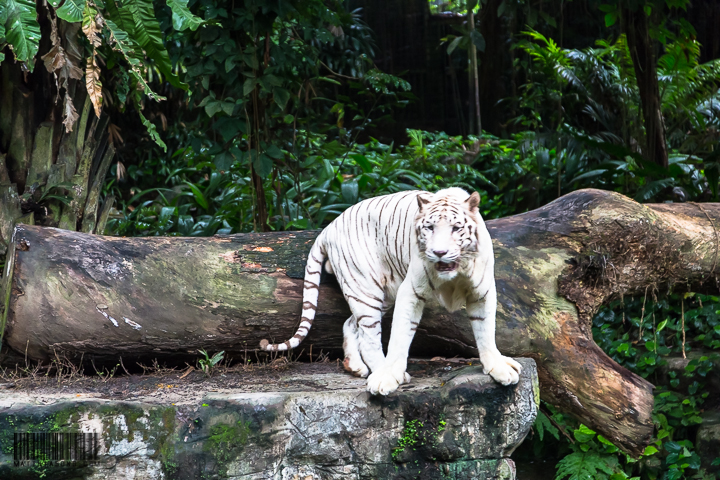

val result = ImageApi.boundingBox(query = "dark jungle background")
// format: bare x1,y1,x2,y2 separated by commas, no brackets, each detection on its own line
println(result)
1,0,720,478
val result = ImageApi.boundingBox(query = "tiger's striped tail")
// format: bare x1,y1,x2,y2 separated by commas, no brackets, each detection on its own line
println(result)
259,237,325,352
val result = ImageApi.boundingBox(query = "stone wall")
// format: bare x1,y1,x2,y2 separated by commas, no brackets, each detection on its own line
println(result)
0,359,538,479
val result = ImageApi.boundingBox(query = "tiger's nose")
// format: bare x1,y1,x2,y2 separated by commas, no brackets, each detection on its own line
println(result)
433,250,448,258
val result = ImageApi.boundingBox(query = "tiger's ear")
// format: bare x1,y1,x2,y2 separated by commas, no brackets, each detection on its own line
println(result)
417,194,431,213
465,191,480,212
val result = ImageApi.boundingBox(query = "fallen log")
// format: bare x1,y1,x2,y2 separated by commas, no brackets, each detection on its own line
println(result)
2,188,720,456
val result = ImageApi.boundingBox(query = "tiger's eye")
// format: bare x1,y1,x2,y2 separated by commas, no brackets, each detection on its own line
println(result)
426,225,434,231
452,226,461,233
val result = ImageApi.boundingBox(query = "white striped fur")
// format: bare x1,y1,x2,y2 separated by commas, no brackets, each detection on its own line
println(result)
260,187,522,395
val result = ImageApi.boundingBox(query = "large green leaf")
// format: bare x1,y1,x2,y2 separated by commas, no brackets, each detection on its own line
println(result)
273,87,290,110
3,0,41,67
56,0,86,23
0,5,6,62
124,0,187,90
183,181,209,210
0,4,6,44
470,30,485,53
250,150,273,178
446,35,462,56
167,0,203,32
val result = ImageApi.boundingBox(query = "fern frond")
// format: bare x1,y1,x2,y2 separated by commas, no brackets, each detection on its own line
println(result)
124,0,187,90
555,452,617,480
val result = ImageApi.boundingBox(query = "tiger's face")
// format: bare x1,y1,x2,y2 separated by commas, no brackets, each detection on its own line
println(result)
415,188,482,279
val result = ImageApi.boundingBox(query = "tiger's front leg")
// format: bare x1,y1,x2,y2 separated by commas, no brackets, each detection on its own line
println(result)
366,276,425,395
467,281,522,386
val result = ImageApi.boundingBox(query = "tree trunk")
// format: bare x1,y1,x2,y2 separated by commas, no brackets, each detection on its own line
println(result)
468,7,481,135
0,26,115,255
622,6,669,169
4,189,720,455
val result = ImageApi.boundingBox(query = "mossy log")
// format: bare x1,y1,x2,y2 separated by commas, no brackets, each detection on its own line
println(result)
3,189,720,456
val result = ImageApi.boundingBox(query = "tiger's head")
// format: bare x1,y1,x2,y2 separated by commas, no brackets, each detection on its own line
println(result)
415,188,483,279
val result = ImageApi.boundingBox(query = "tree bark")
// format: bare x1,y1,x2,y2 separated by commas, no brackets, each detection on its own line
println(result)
0,24,116,255
468,7,481,135
4,189,720,455
622,6,669,169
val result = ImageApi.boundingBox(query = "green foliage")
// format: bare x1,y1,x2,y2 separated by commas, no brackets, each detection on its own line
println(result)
556,451,620,479
204,417,252,474
392,414,447,462
553,423,645,480
107,117,720,236
123,0,186,90
512,29,720,202
0,0,42,66
533,411,559,443
129,0,417,226
197,349,224,377
439,0,487,56
523,292,720,480
166,0,203,32
593,294,719,478
0,0,202,143
56,0,86,23
105,128,545,235
393,418,423,460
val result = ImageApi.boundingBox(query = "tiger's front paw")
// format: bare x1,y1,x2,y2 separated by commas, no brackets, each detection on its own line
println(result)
482,354,522,386
366,364,409,395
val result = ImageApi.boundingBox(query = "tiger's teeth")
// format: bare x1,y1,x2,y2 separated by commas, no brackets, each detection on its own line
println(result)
435,261,458,272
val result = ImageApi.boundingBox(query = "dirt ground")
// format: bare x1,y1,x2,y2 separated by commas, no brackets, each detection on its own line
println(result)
0,357,474,404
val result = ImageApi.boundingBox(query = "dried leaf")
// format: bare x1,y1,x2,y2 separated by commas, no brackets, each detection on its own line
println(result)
61,22,82,65
47,5,60,47
85,56,103,118
82,10,103,48
108,123,124,146
41,6,64,99
116,161,126,181
60,58,83,83
62,94,79,133
329,25,344,38
41,44,67,73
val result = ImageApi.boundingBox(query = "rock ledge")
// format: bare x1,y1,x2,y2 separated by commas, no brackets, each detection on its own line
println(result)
0,359,538,479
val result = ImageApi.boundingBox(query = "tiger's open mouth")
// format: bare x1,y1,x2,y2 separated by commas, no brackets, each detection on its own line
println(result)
435,261,458,272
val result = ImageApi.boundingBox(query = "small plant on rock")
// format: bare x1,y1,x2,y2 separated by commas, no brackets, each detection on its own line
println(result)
198,350,224,377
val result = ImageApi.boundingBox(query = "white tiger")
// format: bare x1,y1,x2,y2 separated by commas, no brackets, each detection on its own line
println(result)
260,187,522,395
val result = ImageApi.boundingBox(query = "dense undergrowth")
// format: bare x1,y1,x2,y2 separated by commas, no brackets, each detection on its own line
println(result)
517,293,720,480
106,23,720,235
104,122,716,236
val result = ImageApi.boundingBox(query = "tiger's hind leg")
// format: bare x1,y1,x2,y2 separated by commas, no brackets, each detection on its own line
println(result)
348,304,386,375
354,301,412,384
357,310,385,374
342,316,369,378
